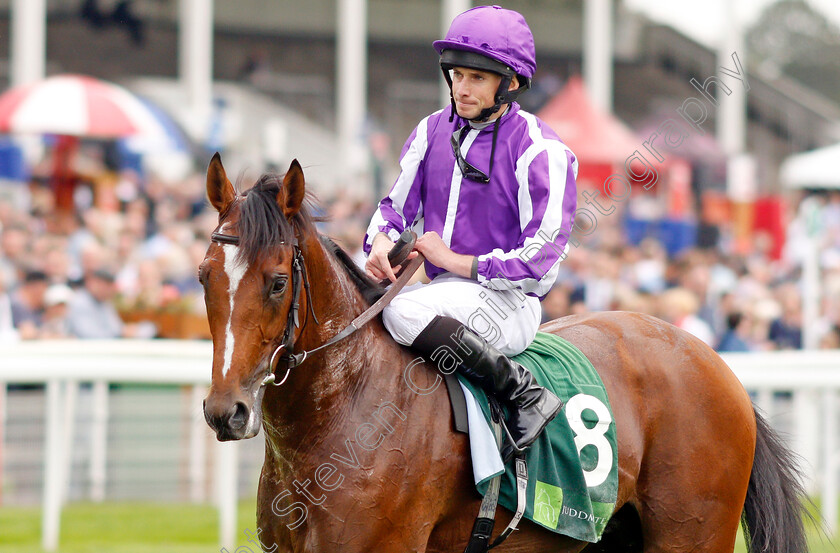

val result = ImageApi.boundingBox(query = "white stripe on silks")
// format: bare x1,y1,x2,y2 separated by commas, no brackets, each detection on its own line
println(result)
518,111,560,241
479,112,575,297
13,76,88,135
514,116,541,234
365,113,434,247
366,211,402,245
442,127,478,246
221,244,248,377
391,114,430,211
518,112,573,253
495,112,573,267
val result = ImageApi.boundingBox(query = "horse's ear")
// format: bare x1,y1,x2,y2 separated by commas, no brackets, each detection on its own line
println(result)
280,159,305,219
206,153,236,213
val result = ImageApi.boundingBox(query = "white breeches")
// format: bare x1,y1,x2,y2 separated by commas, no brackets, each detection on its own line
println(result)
381,274,541,356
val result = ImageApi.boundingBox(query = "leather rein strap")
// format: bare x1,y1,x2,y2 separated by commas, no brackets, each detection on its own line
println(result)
273,252,425,373
210,230,423,387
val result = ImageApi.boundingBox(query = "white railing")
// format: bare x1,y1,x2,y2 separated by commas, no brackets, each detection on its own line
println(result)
1,341,839,550
1,340,233,552
724,350,840,535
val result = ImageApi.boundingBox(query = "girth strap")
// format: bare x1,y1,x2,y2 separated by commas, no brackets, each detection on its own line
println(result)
464,420,504,553
463,402,528,553
489,457,528,549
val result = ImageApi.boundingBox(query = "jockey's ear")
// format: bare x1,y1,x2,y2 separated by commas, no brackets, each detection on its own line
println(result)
206,152,236,214
280,159,305,219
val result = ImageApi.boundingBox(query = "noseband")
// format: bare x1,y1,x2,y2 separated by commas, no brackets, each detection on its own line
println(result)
209,229,425,388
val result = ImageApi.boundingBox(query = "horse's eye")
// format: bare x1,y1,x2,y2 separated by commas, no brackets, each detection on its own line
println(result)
270,276,288,296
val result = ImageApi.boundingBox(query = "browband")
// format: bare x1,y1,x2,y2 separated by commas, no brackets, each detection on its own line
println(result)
210,231,241,245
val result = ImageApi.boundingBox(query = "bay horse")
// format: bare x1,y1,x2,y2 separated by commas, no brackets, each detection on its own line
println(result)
201,154,809,553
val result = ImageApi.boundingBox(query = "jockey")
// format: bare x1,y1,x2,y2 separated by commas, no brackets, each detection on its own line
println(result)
364,5,578,459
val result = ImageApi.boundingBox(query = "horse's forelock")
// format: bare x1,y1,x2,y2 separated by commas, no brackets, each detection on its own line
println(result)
236,173,311,266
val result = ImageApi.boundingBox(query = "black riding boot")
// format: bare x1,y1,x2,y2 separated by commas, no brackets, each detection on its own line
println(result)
412,315,562,459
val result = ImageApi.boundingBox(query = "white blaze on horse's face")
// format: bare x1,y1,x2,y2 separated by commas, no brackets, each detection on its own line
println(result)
221,243,249,377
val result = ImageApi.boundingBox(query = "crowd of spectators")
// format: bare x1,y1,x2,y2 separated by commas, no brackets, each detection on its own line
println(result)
2,149,840,353
0,148,212,341
535,192,840,352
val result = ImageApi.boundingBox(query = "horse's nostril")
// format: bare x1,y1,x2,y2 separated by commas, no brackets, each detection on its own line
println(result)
228,401,249,430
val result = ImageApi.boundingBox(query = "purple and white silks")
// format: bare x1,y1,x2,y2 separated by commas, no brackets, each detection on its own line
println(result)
364,103,578,299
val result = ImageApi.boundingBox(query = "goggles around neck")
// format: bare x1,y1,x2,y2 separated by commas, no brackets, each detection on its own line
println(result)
450,125,490,183
449,114,505,184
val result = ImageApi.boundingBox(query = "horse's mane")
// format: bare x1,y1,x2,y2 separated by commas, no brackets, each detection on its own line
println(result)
237,172,385,305
319,236,386,305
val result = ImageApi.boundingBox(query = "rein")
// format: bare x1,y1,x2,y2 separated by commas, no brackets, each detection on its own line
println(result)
209,230,424,388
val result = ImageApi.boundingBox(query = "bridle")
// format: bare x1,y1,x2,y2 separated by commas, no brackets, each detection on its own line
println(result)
211,229,319,387
209,228,424,389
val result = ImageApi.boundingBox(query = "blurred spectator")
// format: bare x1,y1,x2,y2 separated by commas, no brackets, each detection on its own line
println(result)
43,241,73,285
0,278,17,342
716,312,754,352
631,238,667,293
678,259,717,330
177,240,209,295
41,284,75,338
658,287,715,346
614,288,656,314
568,286,587,315
749,298,778,351
768,283,803,350
67,268,153,339
10,270,49,340
119,258,180,312
541,285,571,324
239,47,270,82
820,325,840,349
112,1,145,46
580,248,621,311
1,223,29,289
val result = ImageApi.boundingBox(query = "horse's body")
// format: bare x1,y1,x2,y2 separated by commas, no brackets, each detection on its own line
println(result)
201,156,807,553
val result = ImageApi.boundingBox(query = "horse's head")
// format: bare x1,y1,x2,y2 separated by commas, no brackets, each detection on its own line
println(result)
200,154,309,441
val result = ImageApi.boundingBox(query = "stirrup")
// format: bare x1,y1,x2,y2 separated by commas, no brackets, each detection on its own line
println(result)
500,429,527,464
489,397,527,464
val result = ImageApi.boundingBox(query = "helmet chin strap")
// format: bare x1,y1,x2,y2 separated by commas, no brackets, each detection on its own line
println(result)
442,71,529,123
472,74,513,122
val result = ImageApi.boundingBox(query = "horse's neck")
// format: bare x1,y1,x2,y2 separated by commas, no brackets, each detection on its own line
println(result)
262,237,407,462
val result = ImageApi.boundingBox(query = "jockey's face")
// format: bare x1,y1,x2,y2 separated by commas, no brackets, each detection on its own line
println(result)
450,66,518,121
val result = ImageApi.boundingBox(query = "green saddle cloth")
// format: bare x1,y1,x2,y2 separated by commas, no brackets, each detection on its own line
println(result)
456,332,618,543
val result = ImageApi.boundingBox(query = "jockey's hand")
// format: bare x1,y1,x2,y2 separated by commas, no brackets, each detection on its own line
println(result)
415,231,475,279
365,232,418,283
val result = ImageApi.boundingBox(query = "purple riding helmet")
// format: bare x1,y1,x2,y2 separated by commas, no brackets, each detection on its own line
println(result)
433,5,536,121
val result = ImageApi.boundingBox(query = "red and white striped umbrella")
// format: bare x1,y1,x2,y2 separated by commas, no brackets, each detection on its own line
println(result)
0,74,167,139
